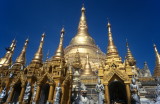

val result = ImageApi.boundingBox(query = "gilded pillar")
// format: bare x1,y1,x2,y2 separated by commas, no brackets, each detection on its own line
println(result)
125,83,131,104
104,83,110,104
18,83,26,103
67,83,72,104
34,83,41,102
47,83,55,102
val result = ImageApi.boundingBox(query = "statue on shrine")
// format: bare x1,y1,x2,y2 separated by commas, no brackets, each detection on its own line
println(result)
130,77,141,104
54,83,62,104
79,86,89,104
0,87,6,102
23,82,31,102
81,83,87,91
32,82,37,101
9,72,14,78
71,93,81,104
95,78,104,104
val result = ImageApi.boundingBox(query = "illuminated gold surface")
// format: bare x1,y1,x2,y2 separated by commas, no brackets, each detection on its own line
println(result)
15,38,29,65
65,5,105,70
0,5,152,104
53,27,65,59
31,33,45,64
153,44,160,76
72,49,82,69
126,41,136,66
81,54,95,76
0,39,16,67
105,21,122,66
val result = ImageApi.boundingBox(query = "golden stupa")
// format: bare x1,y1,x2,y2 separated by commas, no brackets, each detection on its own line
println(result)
64,5,105,70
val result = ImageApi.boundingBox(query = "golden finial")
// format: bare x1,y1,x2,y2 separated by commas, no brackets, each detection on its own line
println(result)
107,20,114,46
61,26,65,34
31,33,45,64
10,39,16,48
107,18,111,33
77,4,88,35
81,4,85,12
153,44,160,60
53,27,65,59
15,38,29,65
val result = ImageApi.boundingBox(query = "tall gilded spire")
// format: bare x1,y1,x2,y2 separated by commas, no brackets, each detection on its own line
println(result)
106,21,118,54
0,39,16,67
107,21,115,47
126,40,136,66
15,38,29,65
53,27,65,59
77,4,89,35
31,33,45,64
106,21,122,65
153,44,160,76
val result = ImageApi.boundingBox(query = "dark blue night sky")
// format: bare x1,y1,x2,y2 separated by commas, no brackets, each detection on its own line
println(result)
0,0,160,74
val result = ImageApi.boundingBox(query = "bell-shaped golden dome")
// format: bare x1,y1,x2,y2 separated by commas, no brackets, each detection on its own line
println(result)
64,5,105,70
69,5,95,46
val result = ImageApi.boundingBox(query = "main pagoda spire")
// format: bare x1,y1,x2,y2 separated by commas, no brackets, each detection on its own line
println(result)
15,38,29,65
153,44,160,76
77,4,89,35
69,4,96,45
64,5,105,70
106,21,122,65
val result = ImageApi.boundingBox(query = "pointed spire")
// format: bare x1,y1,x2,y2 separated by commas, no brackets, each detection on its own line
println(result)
0,39,16,67
53,27,65,59
77,4,89,35
31,33,45,64
15,38,29,65
154,44,160,64
153,44,160,76
126,40,136,66
106,20,122,65
4,39,16,58
81,54,94,76
107,20,115,47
